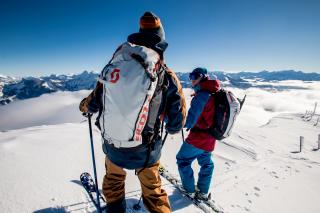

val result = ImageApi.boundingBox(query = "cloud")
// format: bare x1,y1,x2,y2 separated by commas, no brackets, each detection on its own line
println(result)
0,81,319,131
0,90,91,131
230,84,320,126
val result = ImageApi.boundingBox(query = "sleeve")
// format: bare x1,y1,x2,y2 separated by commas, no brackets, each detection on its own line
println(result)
79,81,103,114
185,91,210,129
163,68,187,134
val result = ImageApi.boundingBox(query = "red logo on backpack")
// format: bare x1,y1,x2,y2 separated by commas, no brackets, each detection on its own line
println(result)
110,68,120,83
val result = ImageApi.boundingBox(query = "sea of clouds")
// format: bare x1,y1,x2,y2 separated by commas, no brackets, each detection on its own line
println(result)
0,81,319,131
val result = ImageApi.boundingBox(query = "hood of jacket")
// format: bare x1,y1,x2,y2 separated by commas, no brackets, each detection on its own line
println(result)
127,32,168,58
199,79,220,93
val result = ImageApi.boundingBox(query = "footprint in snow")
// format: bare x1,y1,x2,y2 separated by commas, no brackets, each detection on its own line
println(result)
268,149,274,154
254,186,261,191
254,193,260,197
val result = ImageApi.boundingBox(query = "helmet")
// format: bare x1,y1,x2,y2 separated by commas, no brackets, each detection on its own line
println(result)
189,67,208,80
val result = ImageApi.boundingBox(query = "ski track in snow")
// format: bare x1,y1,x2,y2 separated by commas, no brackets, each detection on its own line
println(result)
1,86,320,213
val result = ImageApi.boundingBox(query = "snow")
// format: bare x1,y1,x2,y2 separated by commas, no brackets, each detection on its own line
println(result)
42,82,52,90
1,81,320,213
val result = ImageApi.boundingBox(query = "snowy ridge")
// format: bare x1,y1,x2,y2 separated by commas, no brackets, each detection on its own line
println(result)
0,71,98,105
1,70,320,105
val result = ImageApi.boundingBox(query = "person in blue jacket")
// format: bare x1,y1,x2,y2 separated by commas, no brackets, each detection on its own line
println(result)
176,67,220,200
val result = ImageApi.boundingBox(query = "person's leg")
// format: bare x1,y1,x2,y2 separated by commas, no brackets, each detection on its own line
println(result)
196,152,214,194
176,142,201,193
102,156,127,213
136,161,171,213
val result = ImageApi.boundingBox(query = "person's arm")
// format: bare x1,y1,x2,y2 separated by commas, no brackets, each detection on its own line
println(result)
163,68,186,134
79,81,103,114
185,91,210,130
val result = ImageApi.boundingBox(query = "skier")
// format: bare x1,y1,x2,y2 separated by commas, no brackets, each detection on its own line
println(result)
176,67,220,200
79,11,186,213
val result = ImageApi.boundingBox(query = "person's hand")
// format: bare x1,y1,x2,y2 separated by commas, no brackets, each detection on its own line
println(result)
79,98,89,113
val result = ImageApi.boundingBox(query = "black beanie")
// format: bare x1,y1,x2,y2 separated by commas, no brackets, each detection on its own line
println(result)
139,11,165,41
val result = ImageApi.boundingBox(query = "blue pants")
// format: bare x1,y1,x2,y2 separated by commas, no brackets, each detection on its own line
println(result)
176,142,214,194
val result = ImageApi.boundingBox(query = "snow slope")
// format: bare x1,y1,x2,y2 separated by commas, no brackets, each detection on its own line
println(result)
1,82,320,213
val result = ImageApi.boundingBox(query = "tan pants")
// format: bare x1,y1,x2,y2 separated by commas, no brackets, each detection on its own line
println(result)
102,156,171,213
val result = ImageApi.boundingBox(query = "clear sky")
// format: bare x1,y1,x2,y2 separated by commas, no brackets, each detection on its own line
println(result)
1,0,320,77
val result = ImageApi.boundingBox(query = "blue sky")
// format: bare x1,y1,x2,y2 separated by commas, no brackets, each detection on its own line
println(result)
1,0,320,77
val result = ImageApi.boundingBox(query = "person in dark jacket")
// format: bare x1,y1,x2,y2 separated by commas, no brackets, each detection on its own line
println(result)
176,67,220,200
80,12,186,213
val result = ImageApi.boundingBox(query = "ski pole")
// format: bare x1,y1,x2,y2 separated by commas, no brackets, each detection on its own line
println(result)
162,131,169,146
87,113,102,213
160,120,164,138
182,129,185,142
240,94,247,110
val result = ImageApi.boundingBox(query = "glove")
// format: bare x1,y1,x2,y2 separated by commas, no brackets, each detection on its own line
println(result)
79,91,100,114
79,97,90,113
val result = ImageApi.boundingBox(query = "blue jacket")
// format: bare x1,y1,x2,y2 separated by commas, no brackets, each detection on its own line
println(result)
185,91,210,130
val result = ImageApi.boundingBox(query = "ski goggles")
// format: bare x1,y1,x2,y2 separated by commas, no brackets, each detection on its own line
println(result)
189,72,203,80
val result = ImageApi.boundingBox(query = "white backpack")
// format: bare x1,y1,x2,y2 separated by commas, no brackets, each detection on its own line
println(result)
98,42,161,148
209,89,245,140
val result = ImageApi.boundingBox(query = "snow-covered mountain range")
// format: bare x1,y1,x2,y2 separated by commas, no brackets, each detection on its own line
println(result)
1,70,319,105
0,71,98,105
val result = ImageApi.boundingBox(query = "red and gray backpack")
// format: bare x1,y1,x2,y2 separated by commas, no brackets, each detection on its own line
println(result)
209,89,246,140
97,42,166,148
